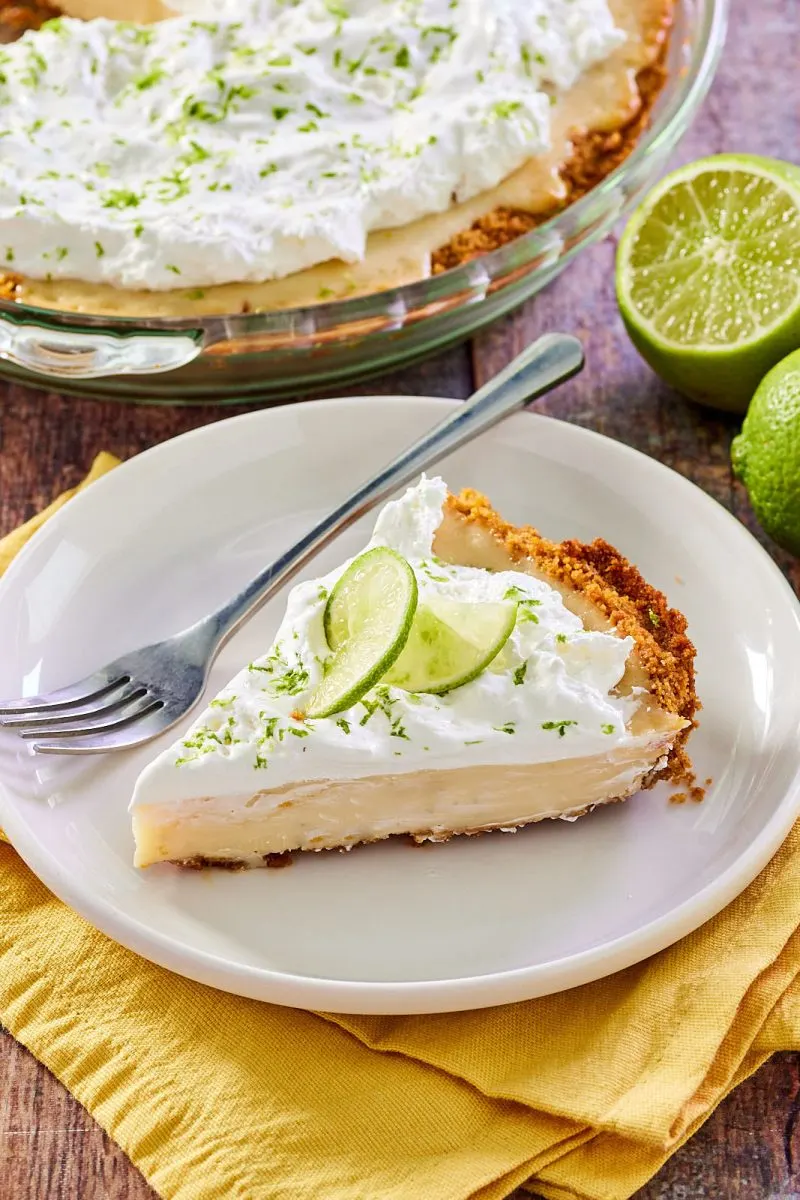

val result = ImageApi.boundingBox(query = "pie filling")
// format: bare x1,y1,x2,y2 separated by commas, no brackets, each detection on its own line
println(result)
0,0,675,316
133,744,677,866
130,478,696,868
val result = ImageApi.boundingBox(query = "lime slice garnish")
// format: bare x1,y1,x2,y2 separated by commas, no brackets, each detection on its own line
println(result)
616,154,800,412
384,596,517,695
306,547,417,718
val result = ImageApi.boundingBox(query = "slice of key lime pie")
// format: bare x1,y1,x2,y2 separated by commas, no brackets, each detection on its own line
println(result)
130,477,696,868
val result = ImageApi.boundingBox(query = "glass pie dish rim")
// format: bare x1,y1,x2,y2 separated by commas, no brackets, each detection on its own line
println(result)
0,0,729,343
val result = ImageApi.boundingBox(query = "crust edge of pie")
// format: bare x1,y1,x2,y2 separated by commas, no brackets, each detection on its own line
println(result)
443,487,697,784
430,5,675,274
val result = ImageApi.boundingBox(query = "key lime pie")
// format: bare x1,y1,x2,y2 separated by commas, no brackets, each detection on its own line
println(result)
130,478,697,868
0,0,675,316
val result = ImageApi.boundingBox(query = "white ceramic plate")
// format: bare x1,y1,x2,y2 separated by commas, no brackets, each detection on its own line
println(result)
1,398,799,1015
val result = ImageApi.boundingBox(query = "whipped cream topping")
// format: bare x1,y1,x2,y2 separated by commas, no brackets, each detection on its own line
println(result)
131,477,646,810
0,0,624,290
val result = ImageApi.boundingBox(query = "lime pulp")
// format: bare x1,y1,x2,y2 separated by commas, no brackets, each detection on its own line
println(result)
616,154,800,413
384,595,517,695
305,546,417,719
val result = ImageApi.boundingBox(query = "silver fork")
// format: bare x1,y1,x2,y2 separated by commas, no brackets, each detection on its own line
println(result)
0,333,583,755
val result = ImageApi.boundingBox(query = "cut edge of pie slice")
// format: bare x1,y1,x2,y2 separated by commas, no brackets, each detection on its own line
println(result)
130,486,697,870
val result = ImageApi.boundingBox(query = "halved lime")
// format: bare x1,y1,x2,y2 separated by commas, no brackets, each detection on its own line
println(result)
306,547,417,718
617,155,800,413
384,597,517,695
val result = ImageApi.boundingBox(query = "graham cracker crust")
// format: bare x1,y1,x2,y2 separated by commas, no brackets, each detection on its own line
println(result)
174,852,294,870
446,488,697,783
0,1,58,39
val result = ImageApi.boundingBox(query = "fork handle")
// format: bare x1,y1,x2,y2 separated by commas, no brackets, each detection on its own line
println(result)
199,332,584,651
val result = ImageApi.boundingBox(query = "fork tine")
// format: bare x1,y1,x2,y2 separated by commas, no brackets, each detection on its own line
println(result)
0,671,130,717
31,707,174,756
0,682,147,730
19,695,162,741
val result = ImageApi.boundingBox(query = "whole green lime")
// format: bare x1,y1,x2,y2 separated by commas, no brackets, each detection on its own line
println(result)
617,155,800,413
731,349,800,556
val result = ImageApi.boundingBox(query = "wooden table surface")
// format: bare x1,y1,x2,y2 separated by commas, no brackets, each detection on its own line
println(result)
2,2,800,1197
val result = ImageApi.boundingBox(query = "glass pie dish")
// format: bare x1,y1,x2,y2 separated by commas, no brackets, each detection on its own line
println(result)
0,0,727,404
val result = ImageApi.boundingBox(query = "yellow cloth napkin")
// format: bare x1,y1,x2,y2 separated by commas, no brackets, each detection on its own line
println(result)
2,457,800,1200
